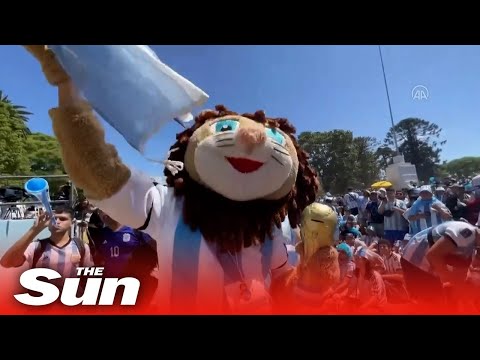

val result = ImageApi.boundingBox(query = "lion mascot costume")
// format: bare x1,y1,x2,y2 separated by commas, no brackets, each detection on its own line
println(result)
270,202,341,313
23,45,320,314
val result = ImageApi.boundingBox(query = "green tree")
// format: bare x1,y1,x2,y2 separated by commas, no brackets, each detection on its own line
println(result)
0,91,71,198
384,118,445,182
24,132,68,197
25,132,65,175
352,136,381,189
375,146,397,170
442,156,480,178
0,91,31,175
298,130,380,194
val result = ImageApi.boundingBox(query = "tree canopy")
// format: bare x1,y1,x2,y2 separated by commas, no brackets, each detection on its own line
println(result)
0,91,31,175
441,156,480,178
0,90,67,194
298,130,381,194
383,118,446,182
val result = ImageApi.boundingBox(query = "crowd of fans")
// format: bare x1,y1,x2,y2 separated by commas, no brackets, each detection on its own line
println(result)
312,175,480,312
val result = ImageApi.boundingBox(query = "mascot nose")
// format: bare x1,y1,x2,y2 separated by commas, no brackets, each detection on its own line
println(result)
238,127,266,154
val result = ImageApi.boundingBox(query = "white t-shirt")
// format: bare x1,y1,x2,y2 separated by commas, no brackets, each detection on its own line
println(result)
92,169,289,313
402,221,478,274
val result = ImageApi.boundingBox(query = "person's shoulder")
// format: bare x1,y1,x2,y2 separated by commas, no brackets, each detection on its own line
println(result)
25,241,39,252
446,221,475,230
443,221,477,246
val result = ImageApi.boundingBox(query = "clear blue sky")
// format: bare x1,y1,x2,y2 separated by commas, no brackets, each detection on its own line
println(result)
1,45,478,178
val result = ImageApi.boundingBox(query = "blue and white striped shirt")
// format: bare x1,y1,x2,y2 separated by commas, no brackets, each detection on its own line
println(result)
403,199,449,235
382,199,408,231
24,238,94,278
402,221,477,274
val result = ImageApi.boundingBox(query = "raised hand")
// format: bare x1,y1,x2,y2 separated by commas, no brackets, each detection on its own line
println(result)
22,45,70,86
32,209,52,232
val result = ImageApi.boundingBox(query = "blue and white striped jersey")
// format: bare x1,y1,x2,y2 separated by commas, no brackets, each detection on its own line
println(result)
402,221,478,274
24,238,94,278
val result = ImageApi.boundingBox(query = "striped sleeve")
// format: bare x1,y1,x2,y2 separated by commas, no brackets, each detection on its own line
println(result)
24,242,37,268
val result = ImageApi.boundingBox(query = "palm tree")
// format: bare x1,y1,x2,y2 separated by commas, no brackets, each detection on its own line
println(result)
0,90,32,136
0,90,33,176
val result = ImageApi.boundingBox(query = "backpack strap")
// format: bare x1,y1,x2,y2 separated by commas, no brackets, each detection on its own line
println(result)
72,237,86,267
32,239,48,269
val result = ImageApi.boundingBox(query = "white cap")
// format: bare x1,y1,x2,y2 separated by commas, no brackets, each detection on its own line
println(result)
419,185,432,194
435,186,445,192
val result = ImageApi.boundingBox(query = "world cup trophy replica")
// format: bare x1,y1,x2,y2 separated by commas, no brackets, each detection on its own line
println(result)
271,202,341,313
297,202,339,263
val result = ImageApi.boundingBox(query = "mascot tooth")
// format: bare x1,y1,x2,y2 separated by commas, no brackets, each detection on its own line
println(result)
23,45,320,314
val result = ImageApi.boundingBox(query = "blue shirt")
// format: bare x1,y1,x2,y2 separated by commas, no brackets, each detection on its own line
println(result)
366,201,384,224
95,226,150,277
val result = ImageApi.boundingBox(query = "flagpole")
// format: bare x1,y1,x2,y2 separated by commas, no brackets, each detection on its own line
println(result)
378,45,399,154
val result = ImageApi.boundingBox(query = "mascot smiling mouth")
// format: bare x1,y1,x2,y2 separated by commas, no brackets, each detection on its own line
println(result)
226,157,264,173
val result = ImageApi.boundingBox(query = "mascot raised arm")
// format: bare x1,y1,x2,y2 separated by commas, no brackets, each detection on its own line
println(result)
23,45,320,314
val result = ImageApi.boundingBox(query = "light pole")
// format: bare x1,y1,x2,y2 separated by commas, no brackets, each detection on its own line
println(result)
378,45,399,155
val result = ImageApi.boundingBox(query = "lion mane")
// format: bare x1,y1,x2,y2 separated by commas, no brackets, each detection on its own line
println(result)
163,104,320,253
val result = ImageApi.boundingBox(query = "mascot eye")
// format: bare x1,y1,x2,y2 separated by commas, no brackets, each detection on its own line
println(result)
265,127,285,145
213,119,239,133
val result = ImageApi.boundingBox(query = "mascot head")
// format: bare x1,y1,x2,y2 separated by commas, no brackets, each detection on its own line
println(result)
164,105,320,252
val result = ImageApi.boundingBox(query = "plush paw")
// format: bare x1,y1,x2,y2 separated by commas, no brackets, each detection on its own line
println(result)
23,45,70,86
23,45,48,61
